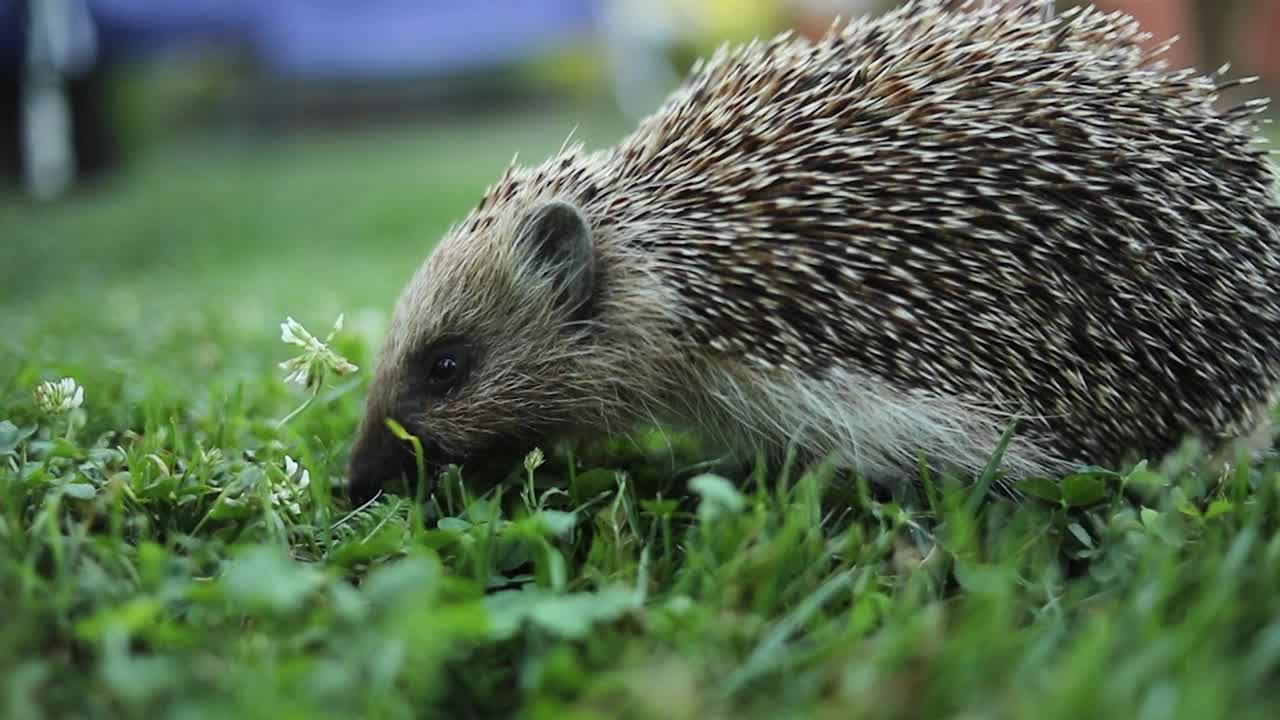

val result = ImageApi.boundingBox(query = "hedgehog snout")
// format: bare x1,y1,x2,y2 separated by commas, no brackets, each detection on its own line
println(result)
346,421,444,505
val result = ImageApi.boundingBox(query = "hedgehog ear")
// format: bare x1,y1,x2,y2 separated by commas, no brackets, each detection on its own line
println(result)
517,200,595,320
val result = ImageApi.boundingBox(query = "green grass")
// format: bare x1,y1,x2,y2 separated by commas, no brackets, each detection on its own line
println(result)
4,113,1280,720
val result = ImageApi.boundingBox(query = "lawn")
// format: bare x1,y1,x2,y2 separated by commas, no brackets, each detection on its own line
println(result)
3,112,1280,720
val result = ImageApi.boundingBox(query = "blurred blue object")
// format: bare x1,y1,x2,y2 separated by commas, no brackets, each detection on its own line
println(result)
255,0,598,78
26,0,599,76
89,0,258,54
0,1,23,67
0,0,601,194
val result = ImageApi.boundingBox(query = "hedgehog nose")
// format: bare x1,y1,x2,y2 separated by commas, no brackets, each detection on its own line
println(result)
346,427,439,505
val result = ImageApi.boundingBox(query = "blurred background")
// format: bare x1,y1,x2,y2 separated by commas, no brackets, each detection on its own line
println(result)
3,0,1277,199
2,0,1277,351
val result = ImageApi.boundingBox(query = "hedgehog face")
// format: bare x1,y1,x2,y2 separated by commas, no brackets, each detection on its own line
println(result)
347,199,597,504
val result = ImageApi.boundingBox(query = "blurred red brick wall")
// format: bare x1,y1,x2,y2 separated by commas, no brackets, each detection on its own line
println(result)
1092,0,1279,84
784,1,1280,88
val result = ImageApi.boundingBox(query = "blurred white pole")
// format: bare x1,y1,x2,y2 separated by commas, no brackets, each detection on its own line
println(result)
601,0,687,120
22,0,98,200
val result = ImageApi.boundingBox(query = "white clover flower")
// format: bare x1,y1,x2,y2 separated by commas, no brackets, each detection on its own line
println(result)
283,455,312,491
272,455,312,517
33,377,84,415
276,314,361,427
277,314,359,391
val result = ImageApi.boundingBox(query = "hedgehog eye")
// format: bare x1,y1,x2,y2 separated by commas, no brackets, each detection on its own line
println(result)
430,355,459,384
420,342,470,396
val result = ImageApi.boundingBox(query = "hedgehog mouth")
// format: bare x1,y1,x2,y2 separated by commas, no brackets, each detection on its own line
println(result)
347,428,530,505
346,427,447,505
453,445,528,493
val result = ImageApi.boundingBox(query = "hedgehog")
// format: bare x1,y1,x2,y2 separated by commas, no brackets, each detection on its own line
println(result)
346,0,1280,504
